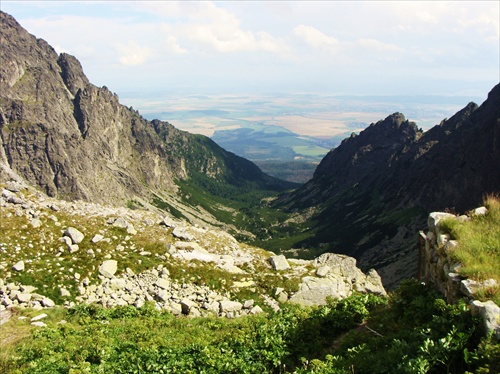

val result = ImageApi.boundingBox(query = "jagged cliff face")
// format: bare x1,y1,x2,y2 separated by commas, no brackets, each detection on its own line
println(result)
0,12,290,208
276,85,500,288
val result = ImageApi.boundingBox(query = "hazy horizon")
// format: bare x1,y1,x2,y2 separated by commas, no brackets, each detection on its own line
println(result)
2,1,498,99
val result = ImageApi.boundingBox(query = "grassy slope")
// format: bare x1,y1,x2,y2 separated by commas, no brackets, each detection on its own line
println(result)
439,196,500,305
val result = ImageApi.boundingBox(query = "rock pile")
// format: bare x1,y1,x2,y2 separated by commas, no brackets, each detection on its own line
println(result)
287,253,386,307
0,279,55,312
0,181,387,324
77,263,263,318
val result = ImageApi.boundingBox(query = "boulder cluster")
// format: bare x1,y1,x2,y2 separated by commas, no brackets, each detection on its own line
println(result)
0,180,387,326
77,263,263,318
288,253,387,307
0,279,55,311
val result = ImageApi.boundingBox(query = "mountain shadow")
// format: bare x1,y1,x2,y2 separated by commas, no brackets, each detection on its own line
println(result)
274,84,500,288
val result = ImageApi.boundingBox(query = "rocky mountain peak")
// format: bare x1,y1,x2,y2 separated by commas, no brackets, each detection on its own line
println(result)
0,11,292,213
312,112,421,184
57,52,90,96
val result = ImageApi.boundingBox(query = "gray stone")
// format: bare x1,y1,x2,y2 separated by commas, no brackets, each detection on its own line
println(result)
2,296,13,306
461,279,478,298
126,225,137,235
274,287,285,296
243,299,255,309
12,261,24,272
31,313,48,322
217,262,246,274
112,218,129,229
181,298,197,314
155,279,170,289
68,244,79,253
172,227,194,241
157,289,171,302
289,288,340,307
30,218,42,228
160,216,177,228
64,227,85,244
20,285,37,293
428,212,456,231
364,269,387,296
110,278,126,290
277,292,288,303
219,299,243,313
175,247,219,263
189,307,201,317
470,300,500,338
474,206,488,216
0,309,12,325
170,301,183,315
31,321,47,327
316,266,331,278
91,234,104,243
2,190,24,205
460,279,497,298
5,181,24,192
17,293,32,303
249,305,264,315
268,255,290,271
204,301,220,314
99,260,118,278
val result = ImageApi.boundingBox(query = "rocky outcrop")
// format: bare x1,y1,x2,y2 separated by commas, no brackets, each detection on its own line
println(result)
77,265,261,318
288,253,386,307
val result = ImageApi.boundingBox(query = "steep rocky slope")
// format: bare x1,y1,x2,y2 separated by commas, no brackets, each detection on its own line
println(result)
275,85,500,288
0,11,292,221
0,180,385,321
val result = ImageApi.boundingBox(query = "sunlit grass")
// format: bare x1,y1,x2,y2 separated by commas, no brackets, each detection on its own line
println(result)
441,196,500,304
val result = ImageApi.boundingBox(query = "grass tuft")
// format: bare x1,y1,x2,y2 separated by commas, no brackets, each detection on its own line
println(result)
441,196,500,304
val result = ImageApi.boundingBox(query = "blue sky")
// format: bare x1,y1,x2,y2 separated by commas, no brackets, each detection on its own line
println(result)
2,1,499,97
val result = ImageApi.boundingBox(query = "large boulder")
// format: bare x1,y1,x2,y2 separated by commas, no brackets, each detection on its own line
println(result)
470,300,500,339
64,227,85,244
99,260,118,278
268,255,290,271
289,288,340,307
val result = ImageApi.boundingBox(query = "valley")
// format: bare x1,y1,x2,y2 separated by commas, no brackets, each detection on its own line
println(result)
0,10,499,372
122,91,472,182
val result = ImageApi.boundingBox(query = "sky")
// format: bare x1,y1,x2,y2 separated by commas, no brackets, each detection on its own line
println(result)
2,1,499,98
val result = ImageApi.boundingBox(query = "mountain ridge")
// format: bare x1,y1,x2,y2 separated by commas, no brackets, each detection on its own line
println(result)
273,84,500,288
0,11,293,225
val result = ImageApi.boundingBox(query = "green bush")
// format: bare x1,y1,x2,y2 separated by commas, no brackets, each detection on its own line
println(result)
3,284,499,374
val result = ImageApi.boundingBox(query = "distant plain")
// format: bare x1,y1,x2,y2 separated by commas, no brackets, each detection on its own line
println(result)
121,92,478,182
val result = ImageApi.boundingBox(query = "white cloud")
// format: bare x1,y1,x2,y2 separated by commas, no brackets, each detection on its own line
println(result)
140,1,288,54
117,43,152,66
293,24,339,51
2,0,497,95
357,38,403,54
181,4,287,54
165,36,188,54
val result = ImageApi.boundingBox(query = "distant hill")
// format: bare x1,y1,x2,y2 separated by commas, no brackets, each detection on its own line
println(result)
273,84,500,288
211,123,343,183
0,11,294,230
